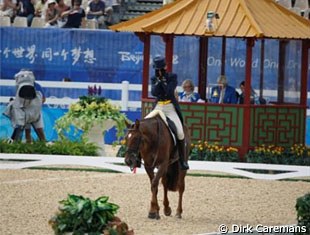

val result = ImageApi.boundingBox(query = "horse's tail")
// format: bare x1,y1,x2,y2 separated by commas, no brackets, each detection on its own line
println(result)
165,161,179,191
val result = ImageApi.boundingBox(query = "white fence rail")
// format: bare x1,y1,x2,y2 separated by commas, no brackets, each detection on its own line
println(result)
0,80,144,111
0,153,309,180
1,79,309,114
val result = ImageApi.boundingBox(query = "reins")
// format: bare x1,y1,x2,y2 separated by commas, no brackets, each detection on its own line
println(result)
125,128,143,166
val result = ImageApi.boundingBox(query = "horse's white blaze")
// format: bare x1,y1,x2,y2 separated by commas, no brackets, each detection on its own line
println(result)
128,133,132,139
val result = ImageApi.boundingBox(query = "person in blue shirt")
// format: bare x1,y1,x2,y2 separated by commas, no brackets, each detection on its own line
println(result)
86,0,105,28
210,75,237,104
145,55,189,170
178,79,201,102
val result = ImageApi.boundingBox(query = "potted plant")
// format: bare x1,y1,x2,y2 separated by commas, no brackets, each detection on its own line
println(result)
49,194,134,235
55,85,127,155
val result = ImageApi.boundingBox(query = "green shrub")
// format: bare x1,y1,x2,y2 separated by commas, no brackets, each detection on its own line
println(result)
0,139,99,156
295,193,310,235
49,194,119,235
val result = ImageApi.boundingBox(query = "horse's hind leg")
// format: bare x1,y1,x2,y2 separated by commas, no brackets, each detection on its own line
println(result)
176,173,186,219
162,179,172,216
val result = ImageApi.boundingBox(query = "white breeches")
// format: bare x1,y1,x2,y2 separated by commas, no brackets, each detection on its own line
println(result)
146,103,184,140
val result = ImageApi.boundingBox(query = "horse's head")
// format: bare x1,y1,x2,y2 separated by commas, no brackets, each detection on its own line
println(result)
124,119,142,171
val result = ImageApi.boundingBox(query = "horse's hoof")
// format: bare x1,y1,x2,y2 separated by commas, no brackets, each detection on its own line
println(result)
148,212,160,220
164,207,172,216
175,213,182,219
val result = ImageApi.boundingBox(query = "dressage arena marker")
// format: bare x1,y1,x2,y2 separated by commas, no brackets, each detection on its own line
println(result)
0,153,309,180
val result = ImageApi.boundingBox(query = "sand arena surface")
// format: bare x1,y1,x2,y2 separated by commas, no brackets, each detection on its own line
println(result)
0,168,309,235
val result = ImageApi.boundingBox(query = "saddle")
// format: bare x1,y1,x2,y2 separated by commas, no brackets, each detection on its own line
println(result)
145,110,179,165
145,110,177,145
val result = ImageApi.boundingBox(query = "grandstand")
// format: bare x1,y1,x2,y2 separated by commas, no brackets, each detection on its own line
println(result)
119,0,163,21
1,0,309,28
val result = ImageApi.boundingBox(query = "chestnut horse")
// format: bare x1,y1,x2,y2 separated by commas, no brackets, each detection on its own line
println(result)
124,114,190,219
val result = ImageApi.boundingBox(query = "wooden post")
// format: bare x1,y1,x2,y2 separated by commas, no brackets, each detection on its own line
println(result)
163,34,174,72
221,37,226,75
259,39,265,98
136,33,150,99
300,39,309,106
300,39,310,144
277,40,287,103
240,38,255,159
198,37,208,101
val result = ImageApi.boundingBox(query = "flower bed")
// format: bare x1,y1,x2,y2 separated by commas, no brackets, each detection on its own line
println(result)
246,144,310,166
190,141,240,162
190,142,310,166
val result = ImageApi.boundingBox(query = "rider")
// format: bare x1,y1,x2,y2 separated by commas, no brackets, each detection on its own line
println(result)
146,55,189,170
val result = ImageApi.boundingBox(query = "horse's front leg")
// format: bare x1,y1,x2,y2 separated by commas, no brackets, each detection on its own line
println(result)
147,165,167,220
145,166,160,219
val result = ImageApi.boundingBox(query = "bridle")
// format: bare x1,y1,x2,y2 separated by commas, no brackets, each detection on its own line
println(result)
125,128,142,167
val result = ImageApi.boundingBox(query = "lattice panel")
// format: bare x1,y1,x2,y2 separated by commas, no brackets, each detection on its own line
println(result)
142,101,306,150
250,107,305,146
142,101,154,117
180,103,205,142
205,105,243,146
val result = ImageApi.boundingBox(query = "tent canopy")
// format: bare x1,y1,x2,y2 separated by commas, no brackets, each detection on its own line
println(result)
111,0,310,39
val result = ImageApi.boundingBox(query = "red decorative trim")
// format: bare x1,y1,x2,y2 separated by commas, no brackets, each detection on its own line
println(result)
142,35,150,99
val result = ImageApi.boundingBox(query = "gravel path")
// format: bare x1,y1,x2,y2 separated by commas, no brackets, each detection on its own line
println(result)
0,169,309,235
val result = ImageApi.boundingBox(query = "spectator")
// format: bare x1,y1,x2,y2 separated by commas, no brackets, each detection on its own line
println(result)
16,0,35,26
0,0,17,22
55,0,70,27
86,0,105,29
239,81,265,104
34,0,47,18
104,0,119,25
44,0,58,27
210,75,237,104
178,79,202,102
25,81,46,143
61,0,85,28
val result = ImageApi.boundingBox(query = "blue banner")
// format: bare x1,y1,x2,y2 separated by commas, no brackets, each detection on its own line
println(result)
0,28,309,104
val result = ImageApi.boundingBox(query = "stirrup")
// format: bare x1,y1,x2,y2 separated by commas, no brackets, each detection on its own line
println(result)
180,161,189,170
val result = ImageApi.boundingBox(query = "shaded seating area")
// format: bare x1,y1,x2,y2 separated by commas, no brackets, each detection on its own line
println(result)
111,0,310,157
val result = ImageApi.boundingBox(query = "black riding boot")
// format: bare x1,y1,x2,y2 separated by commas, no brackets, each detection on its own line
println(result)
177,139,189,170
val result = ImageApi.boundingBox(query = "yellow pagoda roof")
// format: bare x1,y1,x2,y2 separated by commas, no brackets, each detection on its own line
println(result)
110,0,310,39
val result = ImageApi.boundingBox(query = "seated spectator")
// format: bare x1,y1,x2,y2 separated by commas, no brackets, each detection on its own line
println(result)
34,0,46,18
16,0,35,26
178,79,202,102
61,0,85,28
0,0,17,22
55,0,70,27
210,75,237,104
86,0,105,29
104,0,119,25
44,0,58,27
239,81,265,104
